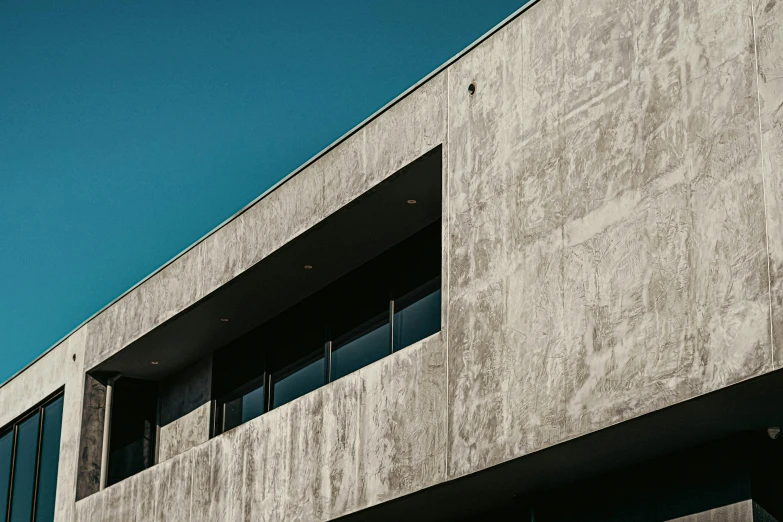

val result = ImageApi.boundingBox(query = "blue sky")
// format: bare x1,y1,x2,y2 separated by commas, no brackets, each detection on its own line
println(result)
0,0,528,383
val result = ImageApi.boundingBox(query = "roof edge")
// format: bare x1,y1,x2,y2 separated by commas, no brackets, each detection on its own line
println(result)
1,0,539,390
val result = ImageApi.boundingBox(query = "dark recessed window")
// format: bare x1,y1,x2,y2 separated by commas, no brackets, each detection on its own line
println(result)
0,430,12,521
106,379,157,487
0,392,64,522
226,382,265,429
218,376,266,434
9,413,38,522
33,396,63,522
332,315,390,381
394,284,441,352
272,355,326,409
212,220,442,435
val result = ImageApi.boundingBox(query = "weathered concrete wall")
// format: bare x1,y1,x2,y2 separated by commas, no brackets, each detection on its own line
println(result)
2,0,782,520
56,329,90,522
0,325,90,522
75,372,106,500
447,0,772,478
74,333,446,522
757,0,783,368
158,357,212,463
0,341,71,428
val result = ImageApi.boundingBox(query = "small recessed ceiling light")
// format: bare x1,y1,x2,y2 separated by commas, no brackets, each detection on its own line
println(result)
407,199,417,205
220,318,229,322
304,265,313,270
150,361,159,365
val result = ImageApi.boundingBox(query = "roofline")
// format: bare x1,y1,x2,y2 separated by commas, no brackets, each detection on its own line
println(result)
1,0,539,390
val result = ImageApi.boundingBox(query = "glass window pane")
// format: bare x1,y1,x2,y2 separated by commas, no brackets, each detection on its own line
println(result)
223,397,242,433
35,396,64,522
394,288,441,351
10,412,40,522
222,384,265,433
332,322,390,381
242,386,265,424
272,357,324,409
0,429,13,521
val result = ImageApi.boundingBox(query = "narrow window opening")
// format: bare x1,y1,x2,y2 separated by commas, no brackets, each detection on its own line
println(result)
0,392,64,522
218,376,267,434
106,378,157,487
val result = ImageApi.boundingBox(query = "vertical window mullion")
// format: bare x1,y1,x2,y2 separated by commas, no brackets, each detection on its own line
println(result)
29,408,44,522
263,349,270,415
389,300,395,354
389,272,395,355
260,372,268,416
324,322,332,384
324,341,333,384
5,425,17,522
209,400,217,439
266,373,274,413
217,401,225,436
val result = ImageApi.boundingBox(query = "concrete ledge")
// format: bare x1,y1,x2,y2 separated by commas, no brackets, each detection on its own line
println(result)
74,333,446,522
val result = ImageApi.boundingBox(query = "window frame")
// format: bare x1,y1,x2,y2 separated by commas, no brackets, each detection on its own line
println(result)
329,307,392,382
212,273,443,435
213,372,268,435
269,347,328,410
0,389,64,522
391,276,442,353
105,377,158,488
210,221,443,435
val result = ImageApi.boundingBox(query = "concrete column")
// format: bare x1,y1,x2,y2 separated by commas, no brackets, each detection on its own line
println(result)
98,375,117,490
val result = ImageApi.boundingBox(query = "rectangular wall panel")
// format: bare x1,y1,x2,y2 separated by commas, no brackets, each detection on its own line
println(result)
446,0,770,479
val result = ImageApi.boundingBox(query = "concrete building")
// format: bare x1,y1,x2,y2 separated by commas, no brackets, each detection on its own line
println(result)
2,0,783,519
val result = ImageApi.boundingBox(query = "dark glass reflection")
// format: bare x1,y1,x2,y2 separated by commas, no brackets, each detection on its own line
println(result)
393,288,441,351
241,385,265,423
35,396,64,522
107,379,157,486
223,384,265,432
332,321,390,381
9,412,39,522
0,429,13,521
272,357,324,409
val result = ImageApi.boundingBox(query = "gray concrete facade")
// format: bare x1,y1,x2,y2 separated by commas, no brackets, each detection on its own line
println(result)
1,0,782,520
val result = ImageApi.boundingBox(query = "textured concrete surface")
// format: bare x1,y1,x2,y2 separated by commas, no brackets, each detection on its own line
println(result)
158,357,212,463
0,341,70,428
75,372,106,500
0,327,88,522
1,0,781,520
446,0,772,478
54,329,89,522
756,0,783,368
73,333,446,522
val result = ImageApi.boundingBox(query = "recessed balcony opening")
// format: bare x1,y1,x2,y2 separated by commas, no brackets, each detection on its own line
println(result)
213,220,442,434
77,144,443,494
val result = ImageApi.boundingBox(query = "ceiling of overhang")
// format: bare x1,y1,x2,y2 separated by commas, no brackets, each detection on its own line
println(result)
93,146,442,381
